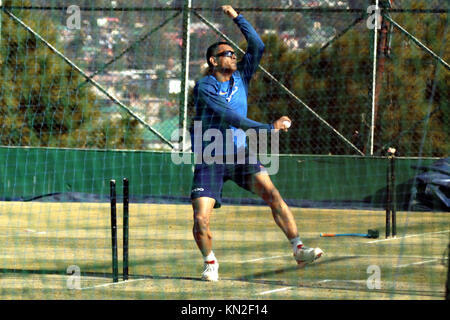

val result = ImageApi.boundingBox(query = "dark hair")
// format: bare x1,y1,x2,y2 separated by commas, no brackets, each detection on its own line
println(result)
206,41,231,68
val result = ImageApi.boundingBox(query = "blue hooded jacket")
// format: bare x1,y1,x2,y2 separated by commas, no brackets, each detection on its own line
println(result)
191,15,273,158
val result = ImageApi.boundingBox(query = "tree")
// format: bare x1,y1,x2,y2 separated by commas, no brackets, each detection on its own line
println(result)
0,0,146,150
246,13,448,156
377,1,449,156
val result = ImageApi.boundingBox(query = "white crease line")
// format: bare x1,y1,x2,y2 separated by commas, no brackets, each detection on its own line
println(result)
77,278,146,290
396,259,439,268
258,287,292,295
366,230,450,244
238,255,291,263
319,279,362,284
329,254,443,259
226,254,444,264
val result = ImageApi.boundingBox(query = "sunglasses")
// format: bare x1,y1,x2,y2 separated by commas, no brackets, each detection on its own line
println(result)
215,50,236,58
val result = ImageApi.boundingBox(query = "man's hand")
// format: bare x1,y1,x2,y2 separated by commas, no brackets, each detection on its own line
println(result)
222,5,239,19
273,116,292,132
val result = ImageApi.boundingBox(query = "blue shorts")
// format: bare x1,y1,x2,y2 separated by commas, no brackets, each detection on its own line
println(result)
191,159,266,209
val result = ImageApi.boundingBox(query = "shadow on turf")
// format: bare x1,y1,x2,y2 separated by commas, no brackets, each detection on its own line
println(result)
234,255,360,282
0,268,116,279
0,268,206,283
0,256,358,281
231,256,445,298
1,260,444,298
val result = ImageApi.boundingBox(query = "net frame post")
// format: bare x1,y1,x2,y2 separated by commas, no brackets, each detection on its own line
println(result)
110,180,119,283
123,178,129,281
179,0,192,152
370,0,380,156
390,155,397,237
446,241,450,300
0,0,2,65
385,157,391,239
386,147,397,238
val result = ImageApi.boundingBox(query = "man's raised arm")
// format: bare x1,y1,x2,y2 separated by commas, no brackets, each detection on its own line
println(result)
222,5,265,84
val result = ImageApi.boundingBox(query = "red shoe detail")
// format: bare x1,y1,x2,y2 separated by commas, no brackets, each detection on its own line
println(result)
294,244,304,259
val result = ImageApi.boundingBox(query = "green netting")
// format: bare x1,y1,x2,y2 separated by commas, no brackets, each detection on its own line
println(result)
0,0,448,302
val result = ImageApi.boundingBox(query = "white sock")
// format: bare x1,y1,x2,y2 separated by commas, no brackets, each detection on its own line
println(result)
289,237,303,252
204,251,216,262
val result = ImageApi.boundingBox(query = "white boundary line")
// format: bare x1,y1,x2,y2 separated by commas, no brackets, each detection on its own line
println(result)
77,278,146,290
395,259,440,268
366,230,450,244
238,255,291,263
232,253,445,264
319,279,363,284
258,287,292,295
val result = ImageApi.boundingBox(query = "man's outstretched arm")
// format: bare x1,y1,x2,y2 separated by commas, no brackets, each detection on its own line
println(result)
196,82,272,131
196,82,291,132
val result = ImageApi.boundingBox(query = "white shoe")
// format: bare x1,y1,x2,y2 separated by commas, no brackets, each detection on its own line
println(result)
294,244,323,267
201,260,219,281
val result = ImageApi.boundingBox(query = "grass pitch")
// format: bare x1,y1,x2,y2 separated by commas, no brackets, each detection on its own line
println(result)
0,201,448,299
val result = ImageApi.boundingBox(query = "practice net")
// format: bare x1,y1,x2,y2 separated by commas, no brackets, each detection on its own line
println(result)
0,0,448,300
